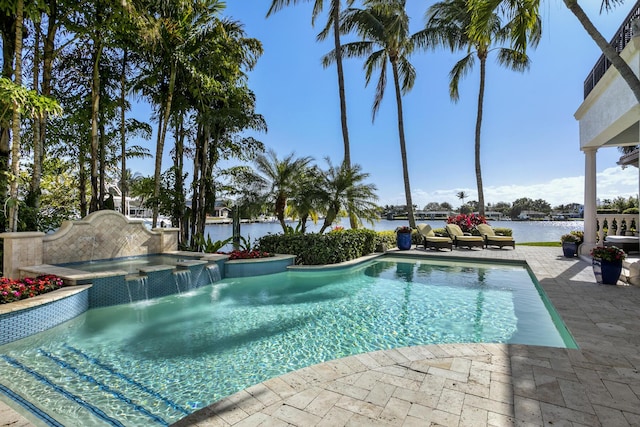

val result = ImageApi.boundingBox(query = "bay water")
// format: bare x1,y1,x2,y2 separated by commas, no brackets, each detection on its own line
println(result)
204,219,584,249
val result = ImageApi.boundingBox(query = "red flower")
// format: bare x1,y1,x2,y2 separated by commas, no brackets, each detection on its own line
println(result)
0,275,63,304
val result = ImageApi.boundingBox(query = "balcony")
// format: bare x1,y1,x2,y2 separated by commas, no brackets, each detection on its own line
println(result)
584,1,640,99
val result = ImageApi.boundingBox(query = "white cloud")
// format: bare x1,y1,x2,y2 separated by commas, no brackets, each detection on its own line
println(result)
401,166,640,208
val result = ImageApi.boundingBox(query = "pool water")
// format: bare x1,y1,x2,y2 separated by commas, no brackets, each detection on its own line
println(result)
61,255,200,275
0,257,575,426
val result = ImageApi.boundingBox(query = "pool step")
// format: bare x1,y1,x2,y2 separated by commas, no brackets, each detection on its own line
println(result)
0,345,189,426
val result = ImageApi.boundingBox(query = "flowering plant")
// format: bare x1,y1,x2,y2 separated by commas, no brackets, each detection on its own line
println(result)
226,250,274,260
560,233,580,244
395,226,412,233
446,213,487,233
0,275,63,304
590,246,626,262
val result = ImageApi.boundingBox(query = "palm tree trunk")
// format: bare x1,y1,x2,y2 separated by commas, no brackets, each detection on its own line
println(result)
8,0,23,232
391,60,416,228
99,106,107,208
174,117,186,243
475,56,486,217
120,49,128,216
9,0,24,231
89,38,102,213
31,0,58,218
564,0,640,103
332,6,350,167
153,60,176,228
79,149,88,217
29,19,42,224
276,193,287,231
332,3,358,230
0,11,16,231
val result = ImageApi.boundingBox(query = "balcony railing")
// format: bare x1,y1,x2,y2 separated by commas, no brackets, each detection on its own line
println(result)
583,1,640,99
596,213,638,242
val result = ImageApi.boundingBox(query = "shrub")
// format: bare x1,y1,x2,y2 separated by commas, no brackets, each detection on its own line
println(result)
623,207,639,214
376,230,397,249
0,275,63,304
257,229,377,265
561,233,580,244
433,227,447,236
597,208,618,214
570,230,584,243
493,227,513,237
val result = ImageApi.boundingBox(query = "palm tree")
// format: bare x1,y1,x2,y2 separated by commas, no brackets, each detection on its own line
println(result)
329,0,417,228
134,0,226,227
287,165,325,233
254,149,314,232
420,0,540,217
318,159,379,233
457,190,467,206
268,0,363,230
267,0,354,167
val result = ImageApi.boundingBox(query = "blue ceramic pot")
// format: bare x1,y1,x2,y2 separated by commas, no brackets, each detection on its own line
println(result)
592,258,622,285
396,232,412,250
562,242,577,258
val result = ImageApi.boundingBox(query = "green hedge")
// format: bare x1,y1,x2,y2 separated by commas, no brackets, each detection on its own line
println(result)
257,229,377,265
376,230,423,249
493,227,513,237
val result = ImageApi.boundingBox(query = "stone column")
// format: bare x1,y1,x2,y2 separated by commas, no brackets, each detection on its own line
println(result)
581,147,597,256
151,227,180,252
0,232,46,279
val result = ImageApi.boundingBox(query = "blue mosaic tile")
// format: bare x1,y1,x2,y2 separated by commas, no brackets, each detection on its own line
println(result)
0,291,89,345
88,275,129,307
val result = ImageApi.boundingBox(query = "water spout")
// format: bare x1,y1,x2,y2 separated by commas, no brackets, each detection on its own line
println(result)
206,264,221,284
174,270,192,293
138,276,149,300
79,236,97,261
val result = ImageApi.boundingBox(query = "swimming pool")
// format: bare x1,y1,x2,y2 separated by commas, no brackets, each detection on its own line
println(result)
0,256,575,426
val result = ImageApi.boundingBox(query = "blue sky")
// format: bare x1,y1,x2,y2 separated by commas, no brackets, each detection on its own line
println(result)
129,1,639,208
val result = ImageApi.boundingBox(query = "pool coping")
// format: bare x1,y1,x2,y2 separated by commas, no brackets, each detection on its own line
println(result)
0,285,91,315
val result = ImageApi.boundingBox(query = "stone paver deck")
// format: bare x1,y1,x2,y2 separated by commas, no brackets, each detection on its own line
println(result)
3,246,640,426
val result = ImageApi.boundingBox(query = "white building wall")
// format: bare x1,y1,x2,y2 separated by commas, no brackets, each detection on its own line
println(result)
575,38,640,148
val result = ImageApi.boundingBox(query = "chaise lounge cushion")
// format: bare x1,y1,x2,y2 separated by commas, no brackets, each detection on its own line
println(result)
445,224,484,249
417,224,452,251
604,235,639,253
476,224,515,249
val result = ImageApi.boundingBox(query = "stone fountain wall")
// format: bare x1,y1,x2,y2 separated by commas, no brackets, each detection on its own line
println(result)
0,211,179,278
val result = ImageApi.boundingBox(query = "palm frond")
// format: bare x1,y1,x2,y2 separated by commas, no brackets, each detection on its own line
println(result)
396,56,416,94
495,47,530,72
449,53,475,102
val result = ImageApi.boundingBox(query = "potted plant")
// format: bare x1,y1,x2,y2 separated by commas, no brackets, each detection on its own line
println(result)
590,245,626,285
560,233,580,258
395,225,413,250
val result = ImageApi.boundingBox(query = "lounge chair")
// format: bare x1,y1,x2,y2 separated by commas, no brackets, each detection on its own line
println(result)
445,224,485,249
417,224,453,251
604,235,638,253
476,224,516,249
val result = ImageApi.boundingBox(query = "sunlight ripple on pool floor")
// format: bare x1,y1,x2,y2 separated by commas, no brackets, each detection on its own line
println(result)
0,257,574,426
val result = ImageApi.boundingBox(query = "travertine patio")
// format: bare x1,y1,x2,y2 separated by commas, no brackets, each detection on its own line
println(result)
3,246,640,426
